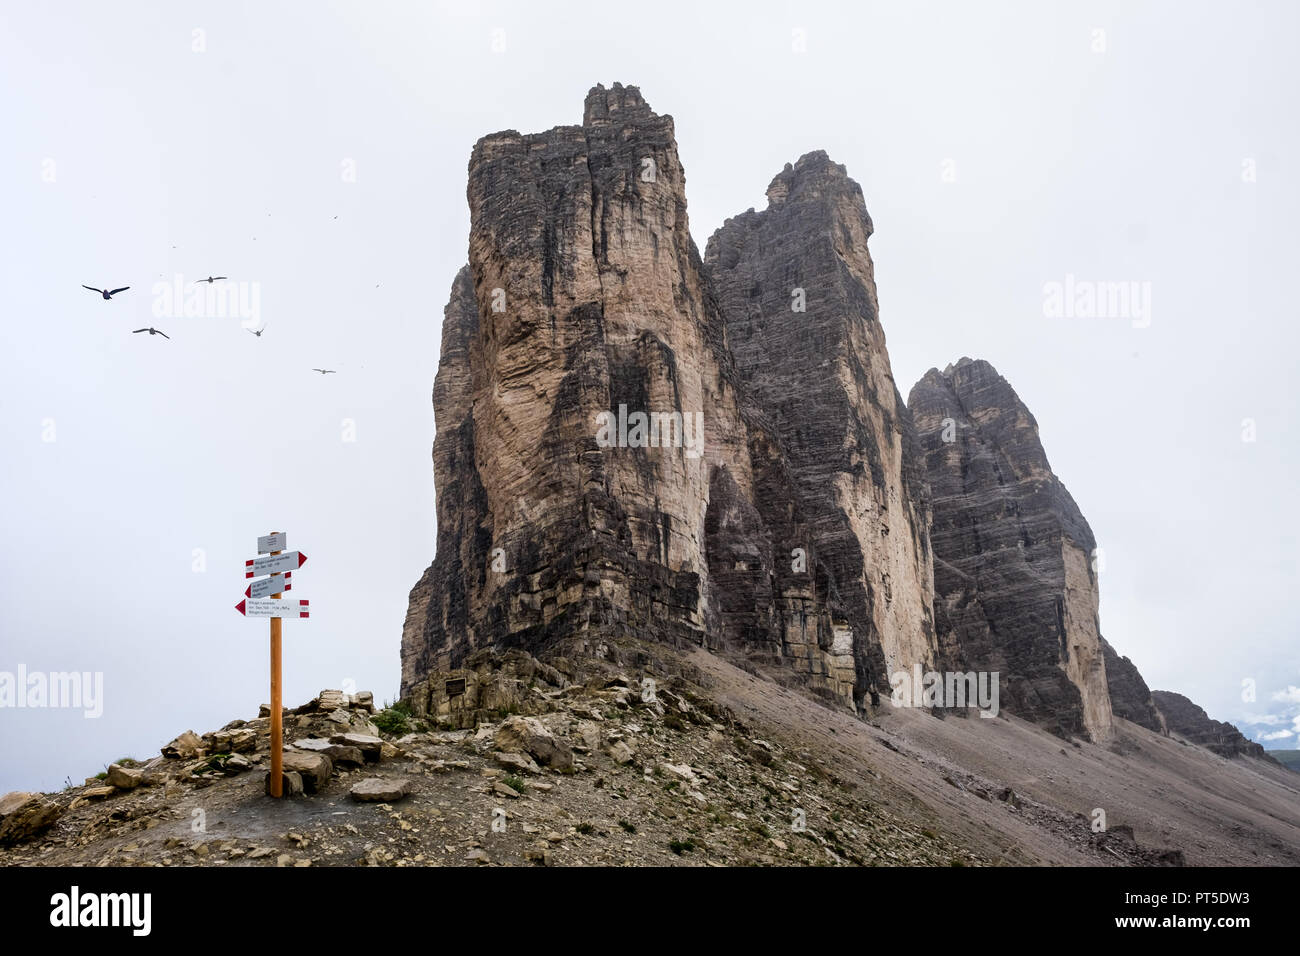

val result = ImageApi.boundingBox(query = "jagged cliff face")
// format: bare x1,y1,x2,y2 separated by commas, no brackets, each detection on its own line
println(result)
405,84,748,692
404,84,1245,760
1100,637,1166,734
706,153,937,691
402,85,938,709
1151,691,1275,761
908,358,1114,741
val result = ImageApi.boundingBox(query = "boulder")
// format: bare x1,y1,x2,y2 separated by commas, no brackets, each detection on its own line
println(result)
494,716,573,772
265,771,304,797
105,764,147,789
349,777,413,803
280,751,333,792
493,751,541,775
211,728,258,753
162,730,204,759
316,689,348,711
607,740,634,765
0,791,62,846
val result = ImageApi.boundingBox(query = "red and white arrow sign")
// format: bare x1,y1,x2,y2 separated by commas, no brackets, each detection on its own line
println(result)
245,572,291,599
245,551,308,578
235,598,310,618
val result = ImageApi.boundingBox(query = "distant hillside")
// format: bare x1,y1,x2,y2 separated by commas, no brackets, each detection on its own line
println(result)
1267,750,1300,772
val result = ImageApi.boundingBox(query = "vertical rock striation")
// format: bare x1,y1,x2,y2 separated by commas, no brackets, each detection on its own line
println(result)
402,86,938,709
1100,637,1166,733
404,83,1235,762
908,358,1113,741
705,152,938,697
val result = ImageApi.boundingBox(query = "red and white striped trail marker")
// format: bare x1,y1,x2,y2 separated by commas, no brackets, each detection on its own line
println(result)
245,551,307,578
234,598,310,618
245,572,291,599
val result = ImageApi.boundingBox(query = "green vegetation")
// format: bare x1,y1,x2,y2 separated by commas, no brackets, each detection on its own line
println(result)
618,819,637,833
669,838,696,855
1270,750,1300,772
503,775,527,794
373,700,412,736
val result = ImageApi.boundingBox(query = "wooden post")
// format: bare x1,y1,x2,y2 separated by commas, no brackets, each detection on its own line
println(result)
269,532,283,798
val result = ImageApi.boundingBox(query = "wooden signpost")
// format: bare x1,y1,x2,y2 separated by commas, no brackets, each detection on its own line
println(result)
235,531,310,798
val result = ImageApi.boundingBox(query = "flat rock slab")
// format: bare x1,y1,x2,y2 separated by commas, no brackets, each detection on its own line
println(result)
330,733,384,761
350,777,413,802
292,738,366,765
493,751,541,775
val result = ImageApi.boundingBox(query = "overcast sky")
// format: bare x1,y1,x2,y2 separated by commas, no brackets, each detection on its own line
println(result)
2,0,1297,792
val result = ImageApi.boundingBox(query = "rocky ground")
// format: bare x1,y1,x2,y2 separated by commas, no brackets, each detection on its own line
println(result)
3,641,1297,867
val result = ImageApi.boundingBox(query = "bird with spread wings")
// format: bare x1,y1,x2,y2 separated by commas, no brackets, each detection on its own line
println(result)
83,285,129,299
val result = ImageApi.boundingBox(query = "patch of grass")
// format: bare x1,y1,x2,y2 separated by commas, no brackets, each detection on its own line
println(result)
921,828,938,841
663,713,686,731
663,780,679,792
198,753,232,774
950,858,967,867
576,822,595,835
668,838,696,855
831,811,843,823
503,775,527,794
618,819,637,834
749,822,772,839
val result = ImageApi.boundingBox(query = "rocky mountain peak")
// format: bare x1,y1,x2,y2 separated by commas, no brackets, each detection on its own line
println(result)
404,86,939,713
582,82,655,126
910,358,1112,741
402,83,1264,777
1151,691,1278,762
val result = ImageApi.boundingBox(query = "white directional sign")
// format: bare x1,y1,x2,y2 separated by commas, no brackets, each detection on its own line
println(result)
257,532,287,554
245,572,292,599
245,551,308,578
234,598,310,618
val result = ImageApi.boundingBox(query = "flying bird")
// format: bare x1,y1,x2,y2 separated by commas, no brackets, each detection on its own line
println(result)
311,368,336,374
247,324,269,338
196,276,227,284
83,285,129,299
132,327,170,339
